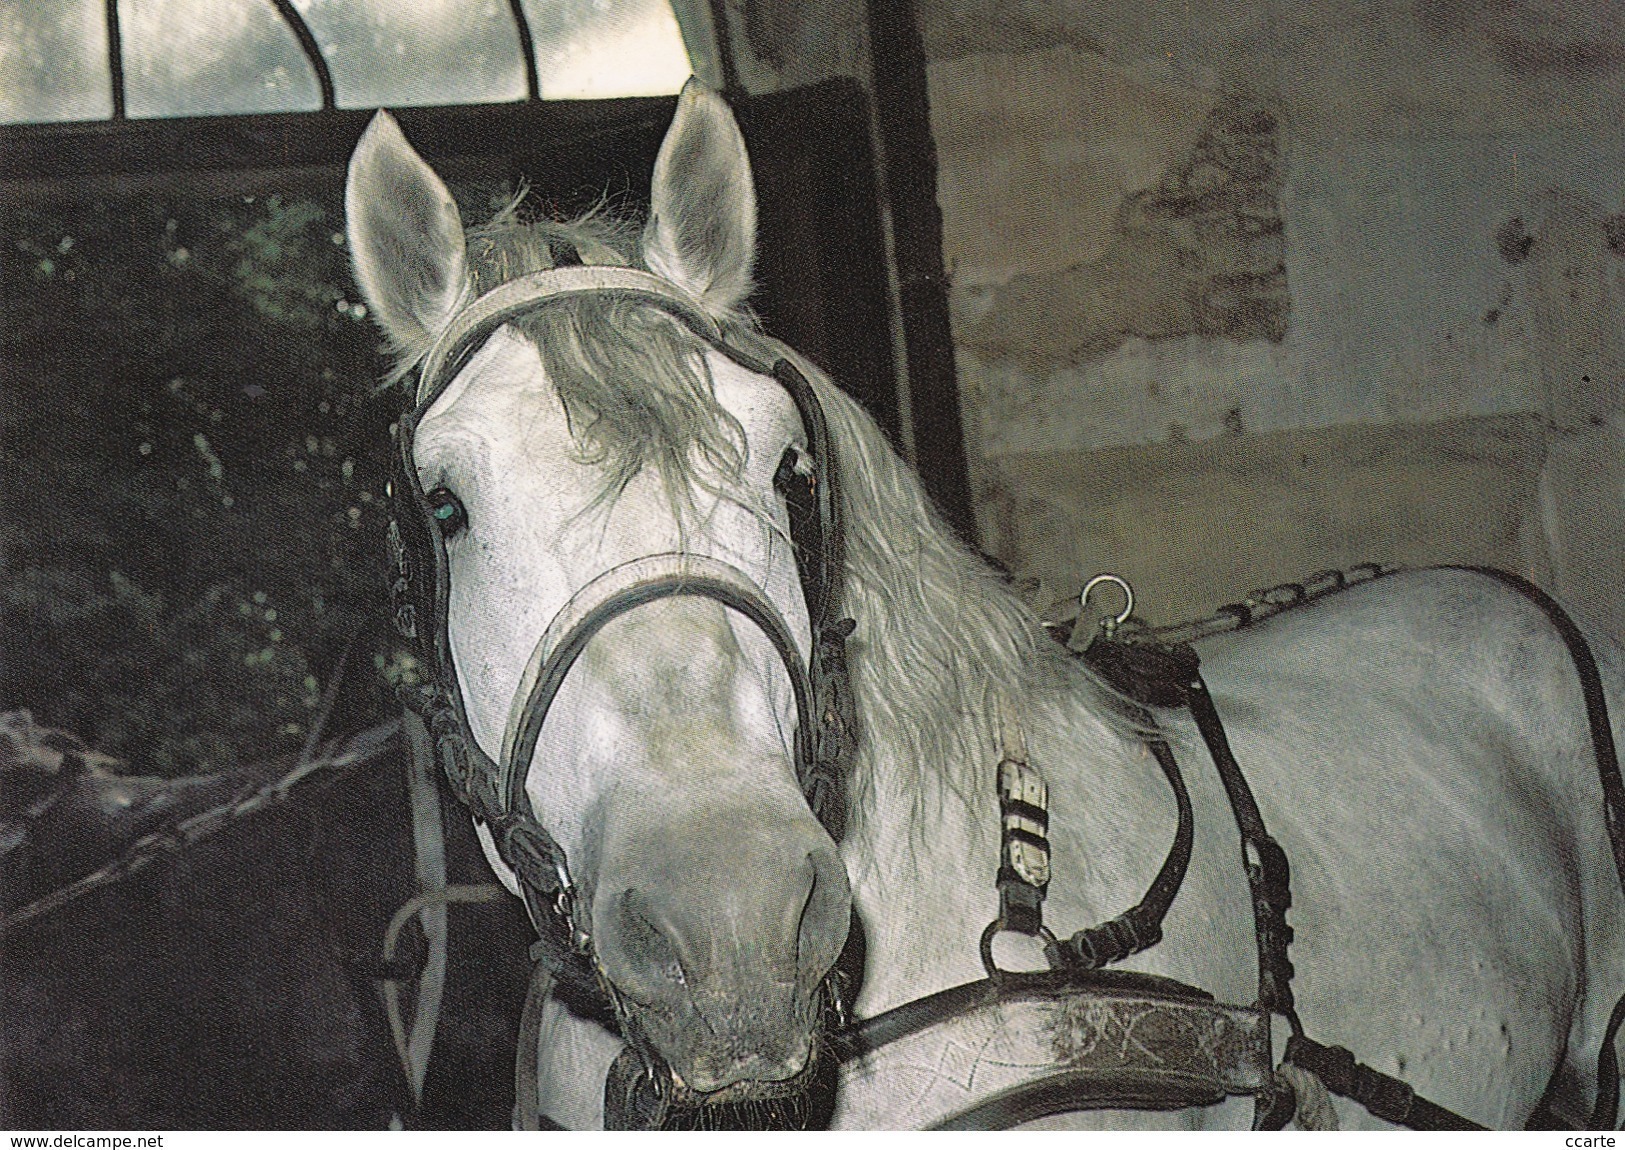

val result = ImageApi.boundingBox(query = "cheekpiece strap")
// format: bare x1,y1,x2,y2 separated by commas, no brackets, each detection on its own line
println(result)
807,617,857,837
996,755,1051,937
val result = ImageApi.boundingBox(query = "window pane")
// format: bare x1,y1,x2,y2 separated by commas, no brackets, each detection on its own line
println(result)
0,0,113,124
520,0,692,99
291,0,525,109
121,0,321,118
0,0,693,125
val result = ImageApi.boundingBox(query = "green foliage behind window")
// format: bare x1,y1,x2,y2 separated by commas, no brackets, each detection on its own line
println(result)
2,182,431,775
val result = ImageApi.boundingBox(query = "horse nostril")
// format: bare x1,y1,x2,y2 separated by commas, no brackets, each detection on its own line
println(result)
795,846,851,987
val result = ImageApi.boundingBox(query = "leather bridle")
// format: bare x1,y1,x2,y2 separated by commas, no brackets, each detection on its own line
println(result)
386,265,856,1045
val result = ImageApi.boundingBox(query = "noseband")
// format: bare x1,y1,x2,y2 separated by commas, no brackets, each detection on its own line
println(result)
386,265,856,1063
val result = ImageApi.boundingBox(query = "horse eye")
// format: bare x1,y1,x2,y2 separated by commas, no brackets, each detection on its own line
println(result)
773,447,811,499
425,487,468,536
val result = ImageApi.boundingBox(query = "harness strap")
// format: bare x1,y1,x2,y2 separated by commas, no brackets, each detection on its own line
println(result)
772,354,857,838
1051,644,1197,971
993,755,1050,938
1049,734,1195,971
1183,673,1298,1025
1446,566,1625,1131
1078,613,1488,1131
979,655,1198,976
770,358,844,635
1170,655,1483,1130
1076,563,1625,1131
1284,1035,1486,1130
977,697,1049,944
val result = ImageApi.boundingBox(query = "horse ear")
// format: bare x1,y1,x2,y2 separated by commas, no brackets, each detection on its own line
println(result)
642,80,757,314
345,111,469,364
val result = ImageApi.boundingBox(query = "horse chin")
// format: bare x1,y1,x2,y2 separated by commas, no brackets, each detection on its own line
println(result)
620,993,824,1091
671,1048,821,1108
601,978,837,1130
606,1041,827,1131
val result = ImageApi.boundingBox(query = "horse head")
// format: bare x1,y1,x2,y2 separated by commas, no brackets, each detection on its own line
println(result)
345,83,852,1105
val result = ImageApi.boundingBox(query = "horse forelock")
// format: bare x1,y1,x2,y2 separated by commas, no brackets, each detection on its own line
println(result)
404,198,751,517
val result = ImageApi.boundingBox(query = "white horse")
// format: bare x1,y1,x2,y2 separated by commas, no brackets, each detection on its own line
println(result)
344,81,1625,1129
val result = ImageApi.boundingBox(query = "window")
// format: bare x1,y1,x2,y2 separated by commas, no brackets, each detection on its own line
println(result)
0,0,695,124
0,0,114,123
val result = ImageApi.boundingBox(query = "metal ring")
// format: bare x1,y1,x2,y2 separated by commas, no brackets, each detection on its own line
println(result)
978,920,1001,978
1080,573,1135,628
979,920,1060,979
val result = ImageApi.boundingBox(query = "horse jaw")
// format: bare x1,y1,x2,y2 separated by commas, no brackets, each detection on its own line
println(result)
344,110,471,367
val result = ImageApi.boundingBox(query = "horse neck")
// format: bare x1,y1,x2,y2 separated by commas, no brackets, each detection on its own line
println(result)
791,357,1162,1008
839,697,1002,1014
835,639,1032,1013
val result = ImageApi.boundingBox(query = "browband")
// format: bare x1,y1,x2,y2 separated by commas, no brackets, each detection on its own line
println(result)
416,267,725,409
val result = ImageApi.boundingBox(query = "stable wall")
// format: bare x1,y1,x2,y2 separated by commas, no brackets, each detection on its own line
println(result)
914,0,1625,638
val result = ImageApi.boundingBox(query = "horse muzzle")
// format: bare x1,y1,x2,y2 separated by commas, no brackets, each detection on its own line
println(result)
589,804,851,1098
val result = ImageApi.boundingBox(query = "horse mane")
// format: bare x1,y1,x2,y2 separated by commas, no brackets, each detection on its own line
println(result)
755,343,1135,846
409,198,1131,841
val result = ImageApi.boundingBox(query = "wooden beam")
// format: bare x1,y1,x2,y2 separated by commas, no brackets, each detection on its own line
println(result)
865,0,976,541
0,98,676,187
